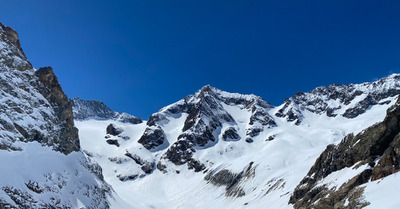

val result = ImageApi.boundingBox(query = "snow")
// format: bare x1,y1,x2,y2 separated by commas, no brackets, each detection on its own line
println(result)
363,172,400,209
0,141,110,208
317,163,369,191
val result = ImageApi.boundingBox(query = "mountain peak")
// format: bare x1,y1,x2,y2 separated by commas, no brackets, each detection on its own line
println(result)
194,85,221,99
0,22,32,71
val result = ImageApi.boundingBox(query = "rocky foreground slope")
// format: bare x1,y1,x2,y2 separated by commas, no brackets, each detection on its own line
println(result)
290,96,400,208
0,23,113,208
76,74,400,208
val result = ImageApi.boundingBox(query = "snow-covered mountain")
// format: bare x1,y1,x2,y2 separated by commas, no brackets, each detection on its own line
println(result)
3,20,400,209
76,74,400,209
0,23,117,208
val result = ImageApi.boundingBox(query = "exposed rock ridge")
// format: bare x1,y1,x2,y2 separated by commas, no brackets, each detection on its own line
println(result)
289,97,400,209
71,97,142,124
276,74,400,124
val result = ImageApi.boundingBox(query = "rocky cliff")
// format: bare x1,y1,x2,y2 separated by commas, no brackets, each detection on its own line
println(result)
0,23,111,208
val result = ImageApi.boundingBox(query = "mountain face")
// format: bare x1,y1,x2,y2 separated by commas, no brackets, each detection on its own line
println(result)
71,97,142,124
76,74,400,209
140,85,276,171
0,23,113,208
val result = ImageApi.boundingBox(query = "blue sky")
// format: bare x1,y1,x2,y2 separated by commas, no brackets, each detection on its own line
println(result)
1,1,399,119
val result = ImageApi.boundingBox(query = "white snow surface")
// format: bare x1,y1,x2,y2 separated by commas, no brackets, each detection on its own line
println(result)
0,141,111,208
363,172,400,209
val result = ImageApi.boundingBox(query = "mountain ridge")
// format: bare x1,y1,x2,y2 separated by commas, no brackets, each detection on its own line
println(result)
76,73,400,209
70,97,142,124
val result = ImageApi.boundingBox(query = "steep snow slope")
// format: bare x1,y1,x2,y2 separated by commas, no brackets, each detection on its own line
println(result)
76,76,400,209
0,23,114,208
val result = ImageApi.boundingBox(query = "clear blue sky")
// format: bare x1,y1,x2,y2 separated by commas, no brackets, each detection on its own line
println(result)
1,0,399,119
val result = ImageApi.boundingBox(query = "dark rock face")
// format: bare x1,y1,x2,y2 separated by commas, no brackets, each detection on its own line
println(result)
275,98,303,125
165,140,194,166
125,152,145,165
138,126,166,150
106,139,119,147
342,89,400,118
245,138,253,143
124,152,155,174
117,174,138,182
266,135,275,141
290,98,400,209
222,127,240,141
71,97,142,124
106,124,122,136
35,67,80,155
205,162,256,197
141,162,155,174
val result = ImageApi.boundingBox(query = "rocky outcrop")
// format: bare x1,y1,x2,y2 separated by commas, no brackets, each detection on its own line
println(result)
222,127,240,141
138,126,167,150
290,97,400,209
35,67,80,154
71,97,142,124
106,123,122,136
205,162,256,197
